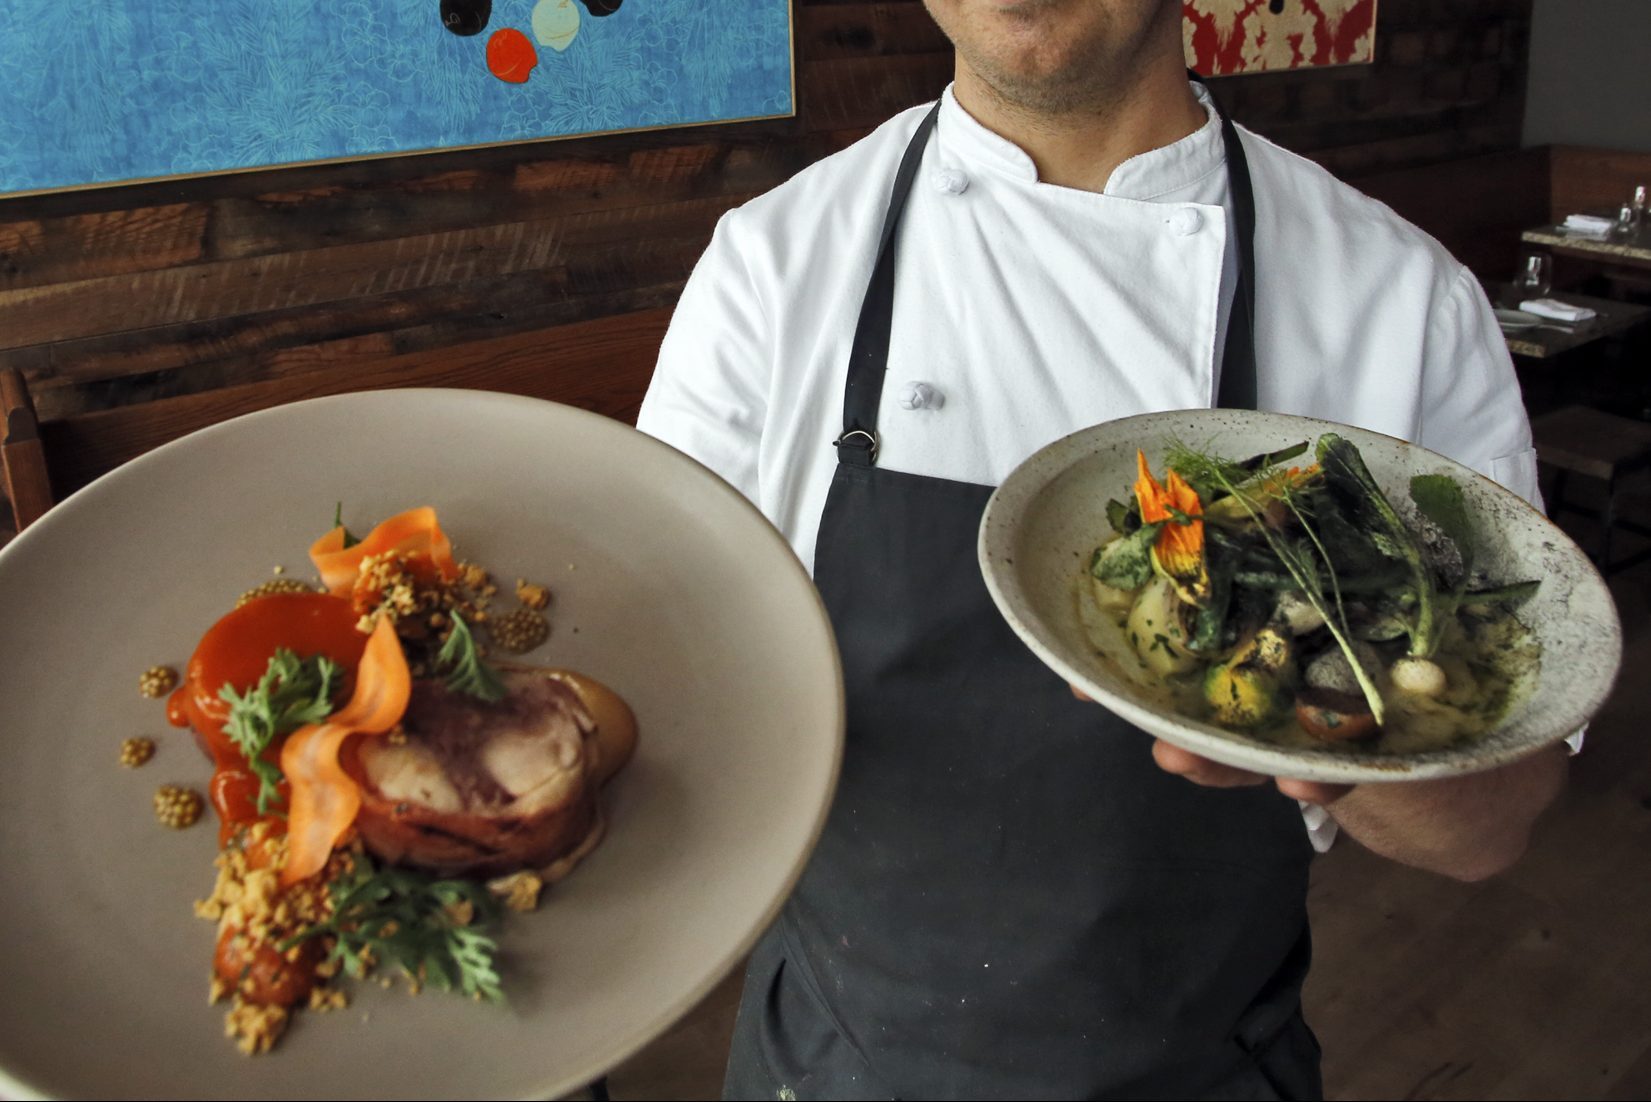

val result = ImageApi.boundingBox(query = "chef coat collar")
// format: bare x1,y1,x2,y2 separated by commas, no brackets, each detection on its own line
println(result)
936,81,1227,200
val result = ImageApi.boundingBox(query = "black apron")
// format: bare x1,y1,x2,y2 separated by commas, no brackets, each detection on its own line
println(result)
725,85,1319,1101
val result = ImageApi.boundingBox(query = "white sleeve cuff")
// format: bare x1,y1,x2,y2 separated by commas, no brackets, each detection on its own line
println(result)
1299,799,1340,854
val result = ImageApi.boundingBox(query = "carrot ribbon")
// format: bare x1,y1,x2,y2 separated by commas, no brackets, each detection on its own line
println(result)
309,507,459,597
280,616,411,885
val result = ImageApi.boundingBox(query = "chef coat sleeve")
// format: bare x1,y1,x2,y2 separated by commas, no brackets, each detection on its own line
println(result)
636,209,770,504
1416,265,1541,509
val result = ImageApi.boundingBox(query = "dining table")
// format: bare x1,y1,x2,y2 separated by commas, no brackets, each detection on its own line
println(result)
1484,284,1651,360
1520,219,1651,272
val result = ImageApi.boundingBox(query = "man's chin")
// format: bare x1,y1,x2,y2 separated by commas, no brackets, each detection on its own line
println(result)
966,57,1107,114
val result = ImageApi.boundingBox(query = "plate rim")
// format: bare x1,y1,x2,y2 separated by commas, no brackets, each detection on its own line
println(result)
978,407,1622,785
1494,307,1541,331
0,388,846,1100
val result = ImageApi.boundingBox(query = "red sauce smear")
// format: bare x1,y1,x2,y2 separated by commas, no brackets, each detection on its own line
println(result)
168,593,367,844
487,27,537,84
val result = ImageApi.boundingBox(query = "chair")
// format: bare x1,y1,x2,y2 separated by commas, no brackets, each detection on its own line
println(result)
1530,403,1651,573
1,368,51,534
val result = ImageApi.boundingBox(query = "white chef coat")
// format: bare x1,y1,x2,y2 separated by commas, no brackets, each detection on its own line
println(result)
640,83,1538,564
637,82,1548,848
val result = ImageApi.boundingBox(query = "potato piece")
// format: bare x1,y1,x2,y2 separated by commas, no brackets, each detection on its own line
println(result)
1127,577,1200,676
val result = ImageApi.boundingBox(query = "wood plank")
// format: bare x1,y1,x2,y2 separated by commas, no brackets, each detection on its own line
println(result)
0,204,207,290
798,53,954,133
0,138,796,292
19,273,689,420
1308,122,1525,184
0,194,742,350
211,140,791,261
38,308,673,492
1348,146,1550,278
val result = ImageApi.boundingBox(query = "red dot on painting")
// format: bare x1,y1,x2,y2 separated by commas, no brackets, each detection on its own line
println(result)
487,27,537,84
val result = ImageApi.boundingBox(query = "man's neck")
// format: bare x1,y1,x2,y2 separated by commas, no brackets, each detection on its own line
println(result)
950,59,1208,193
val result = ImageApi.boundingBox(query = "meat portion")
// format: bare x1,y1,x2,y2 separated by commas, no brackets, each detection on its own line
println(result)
348,669,608,879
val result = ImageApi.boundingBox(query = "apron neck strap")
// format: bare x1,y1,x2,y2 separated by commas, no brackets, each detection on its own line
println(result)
1193,70,1260,412
835,81,1258,470
836,100,942,468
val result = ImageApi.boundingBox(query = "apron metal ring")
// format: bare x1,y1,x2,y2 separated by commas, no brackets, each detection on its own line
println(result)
834,429,879,466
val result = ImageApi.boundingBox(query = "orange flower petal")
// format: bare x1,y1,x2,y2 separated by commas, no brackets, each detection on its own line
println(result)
1134,452,1209,602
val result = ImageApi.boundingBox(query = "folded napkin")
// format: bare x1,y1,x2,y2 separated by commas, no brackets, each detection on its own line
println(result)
1520,297,1597,322
1562,213,1615,238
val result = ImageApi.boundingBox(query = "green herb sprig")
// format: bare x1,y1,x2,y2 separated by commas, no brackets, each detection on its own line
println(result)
219,650,341,815
438,613,508,703
1196,445,1389,726
285,854,505,1002
332,501,361,549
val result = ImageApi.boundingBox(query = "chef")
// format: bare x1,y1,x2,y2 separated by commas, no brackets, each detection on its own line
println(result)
637,1,1567,1097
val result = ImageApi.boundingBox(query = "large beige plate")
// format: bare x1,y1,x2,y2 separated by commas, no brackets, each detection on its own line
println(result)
979,409,1621,784
0,390,843,1100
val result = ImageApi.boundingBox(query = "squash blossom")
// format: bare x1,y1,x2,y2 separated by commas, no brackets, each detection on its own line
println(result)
1134,450,1210,606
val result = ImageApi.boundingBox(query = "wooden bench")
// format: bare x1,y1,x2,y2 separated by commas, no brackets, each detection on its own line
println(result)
1,306,672,534
1531,403,1651,573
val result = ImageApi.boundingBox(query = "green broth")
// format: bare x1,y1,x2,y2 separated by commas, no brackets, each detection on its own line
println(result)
1075,572,1540,755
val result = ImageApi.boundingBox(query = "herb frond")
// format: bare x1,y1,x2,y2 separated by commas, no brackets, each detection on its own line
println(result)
284,854,505,1002
219,650,341,815
1166,438,1310,504
438,613,508,703
1165,438,1252,497
1205,459,1386,726
1274,477,1350,629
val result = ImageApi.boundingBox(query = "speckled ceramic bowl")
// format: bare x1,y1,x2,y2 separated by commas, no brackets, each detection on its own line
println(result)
979,409,1621,784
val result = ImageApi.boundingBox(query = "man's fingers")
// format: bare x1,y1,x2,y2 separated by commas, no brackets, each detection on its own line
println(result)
1152,741,1353,804
1274,776,1353,806
1151,739,1268,788
1082,698,1355,805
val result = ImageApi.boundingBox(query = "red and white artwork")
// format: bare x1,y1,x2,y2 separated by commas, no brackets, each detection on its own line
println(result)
1183,0,1378,76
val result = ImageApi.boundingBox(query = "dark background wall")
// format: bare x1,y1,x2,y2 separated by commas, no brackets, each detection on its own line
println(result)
0,0,1537,424
1524,0,1651,152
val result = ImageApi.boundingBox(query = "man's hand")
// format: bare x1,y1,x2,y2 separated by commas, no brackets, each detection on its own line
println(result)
1071,683,1567,881
1149,739,1351,807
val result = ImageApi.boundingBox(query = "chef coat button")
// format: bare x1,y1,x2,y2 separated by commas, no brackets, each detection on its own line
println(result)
932,168,969,195
1170,207,1203,235
898,381,944,411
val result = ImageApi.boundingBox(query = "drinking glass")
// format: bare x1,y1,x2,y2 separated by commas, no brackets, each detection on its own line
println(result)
1517,252,1552,299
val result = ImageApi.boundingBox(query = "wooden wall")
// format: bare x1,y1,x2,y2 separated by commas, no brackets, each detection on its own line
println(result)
0,0,1536,429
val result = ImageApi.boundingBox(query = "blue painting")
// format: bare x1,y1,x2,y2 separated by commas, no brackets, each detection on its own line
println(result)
0,1,794,196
